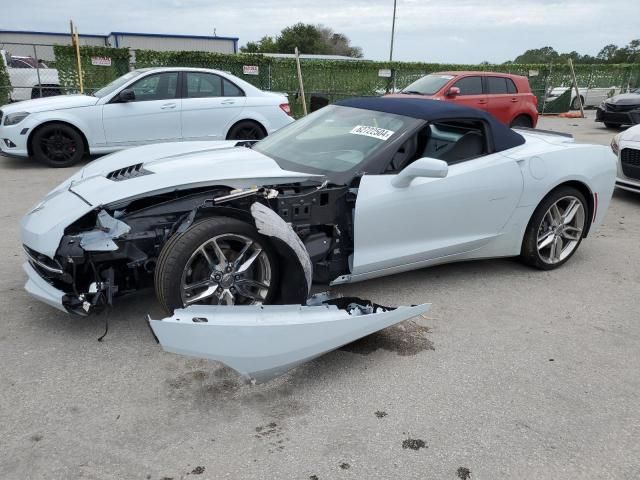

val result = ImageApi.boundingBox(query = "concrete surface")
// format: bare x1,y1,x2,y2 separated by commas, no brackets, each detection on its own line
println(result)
0,112,638,480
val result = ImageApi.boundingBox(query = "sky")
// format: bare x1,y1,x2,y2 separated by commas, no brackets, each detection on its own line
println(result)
3,0,637,63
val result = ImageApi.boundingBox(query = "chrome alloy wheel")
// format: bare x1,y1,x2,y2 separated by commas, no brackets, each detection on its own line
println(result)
180,234,272,306
536,195,585,265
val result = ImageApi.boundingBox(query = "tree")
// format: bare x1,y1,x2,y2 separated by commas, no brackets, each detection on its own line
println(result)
240,35,278,54
316,25,363,58
276,23,328,54
240,23,363,57
597,44,619,62
513,46,559,64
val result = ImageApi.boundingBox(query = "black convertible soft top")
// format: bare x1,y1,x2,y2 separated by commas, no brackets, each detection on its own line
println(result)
336,97,526,153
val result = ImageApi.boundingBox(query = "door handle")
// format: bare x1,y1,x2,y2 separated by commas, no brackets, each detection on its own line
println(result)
161,103,177,109
510,98,519,102
221,99,236,105
478,100,488,105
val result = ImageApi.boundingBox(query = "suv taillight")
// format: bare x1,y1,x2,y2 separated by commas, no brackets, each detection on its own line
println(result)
279,103,292,116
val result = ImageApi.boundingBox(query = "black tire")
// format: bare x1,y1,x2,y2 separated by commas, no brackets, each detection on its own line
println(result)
521,186,588,270
604,122,621,129
155,217,280,313
571,96,584,110
31,122,85,167
510,115,533,128
226,120,266,140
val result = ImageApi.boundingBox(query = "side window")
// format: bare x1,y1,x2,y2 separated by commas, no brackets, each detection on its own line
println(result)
9,59,31,69
487,77,508,94
186,72,222,98
506,78,518,94
424,120,487,165
223,78,244,97
453,76,483,95
130,72,178,101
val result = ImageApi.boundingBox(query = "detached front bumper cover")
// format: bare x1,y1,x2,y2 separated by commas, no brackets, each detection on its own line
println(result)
148,294,430,382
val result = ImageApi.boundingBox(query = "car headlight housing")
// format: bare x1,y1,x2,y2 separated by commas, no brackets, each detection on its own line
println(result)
611,133,621,156
4,111,30,126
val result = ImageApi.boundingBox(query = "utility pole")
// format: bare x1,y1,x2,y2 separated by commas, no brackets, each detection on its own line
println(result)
389,0,397,61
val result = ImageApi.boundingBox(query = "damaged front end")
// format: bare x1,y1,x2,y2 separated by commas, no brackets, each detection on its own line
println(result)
148,294,430,382
23,177,355,315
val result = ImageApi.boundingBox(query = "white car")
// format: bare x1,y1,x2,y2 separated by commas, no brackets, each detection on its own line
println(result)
0,67,293,167
1,50,61,102
546,86,620,110
611,124,640,193
21,98,616,380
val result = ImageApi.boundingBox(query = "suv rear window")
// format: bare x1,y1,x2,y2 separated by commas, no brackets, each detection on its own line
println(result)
487,77,519,94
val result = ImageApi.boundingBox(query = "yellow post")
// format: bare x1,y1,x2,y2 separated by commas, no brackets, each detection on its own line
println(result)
295,47,307,116
70,20,84,93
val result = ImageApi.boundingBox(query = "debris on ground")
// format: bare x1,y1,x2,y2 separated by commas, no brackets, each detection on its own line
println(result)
402,438,427,450
457,466,472,479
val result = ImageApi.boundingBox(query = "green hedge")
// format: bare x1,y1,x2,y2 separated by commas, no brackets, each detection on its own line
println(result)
0,57,10,105
132,50,640,116
53,45,130,93
52,45,640,116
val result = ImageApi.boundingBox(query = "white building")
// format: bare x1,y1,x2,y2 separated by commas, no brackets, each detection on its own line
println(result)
0,30,238,62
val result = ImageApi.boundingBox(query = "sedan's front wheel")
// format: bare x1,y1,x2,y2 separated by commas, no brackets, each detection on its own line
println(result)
155,217,280,313
31,122,85,167
521,186,588,270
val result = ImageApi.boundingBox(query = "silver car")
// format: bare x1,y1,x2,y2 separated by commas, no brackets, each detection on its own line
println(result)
611,124,640,193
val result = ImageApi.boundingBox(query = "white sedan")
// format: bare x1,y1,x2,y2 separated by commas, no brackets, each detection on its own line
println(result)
0,67,293,167
611,124,640,193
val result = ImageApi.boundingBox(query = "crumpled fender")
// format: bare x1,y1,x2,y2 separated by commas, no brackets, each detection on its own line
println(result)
250,202,312,304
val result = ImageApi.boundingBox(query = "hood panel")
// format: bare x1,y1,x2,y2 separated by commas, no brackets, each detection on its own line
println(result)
4,95,99,113
606,93,640,106
69,144,322,206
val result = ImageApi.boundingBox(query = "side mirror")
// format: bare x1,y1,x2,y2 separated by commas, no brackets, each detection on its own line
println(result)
391,157,448,188
117,88,136,102
446,86,461,97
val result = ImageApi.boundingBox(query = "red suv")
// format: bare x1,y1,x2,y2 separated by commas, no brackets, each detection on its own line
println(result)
387,71,538,128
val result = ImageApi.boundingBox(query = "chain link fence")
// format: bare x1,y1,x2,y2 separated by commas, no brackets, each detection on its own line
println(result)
0,42,64,103
1,42,639,118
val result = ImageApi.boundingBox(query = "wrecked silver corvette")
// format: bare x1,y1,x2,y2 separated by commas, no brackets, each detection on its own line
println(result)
21,97,614,316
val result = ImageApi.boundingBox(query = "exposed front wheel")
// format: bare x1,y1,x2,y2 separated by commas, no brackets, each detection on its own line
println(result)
521,187,588,270
226,121,266,140
155,217,280,313
31,122,85,167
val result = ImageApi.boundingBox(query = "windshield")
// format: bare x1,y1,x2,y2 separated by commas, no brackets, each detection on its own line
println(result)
93,70,144,98
253,105,411,176
402,74,455,95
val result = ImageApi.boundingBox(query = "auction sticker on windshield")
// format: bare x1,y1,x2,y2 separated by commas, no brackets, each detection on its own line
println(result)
350,125,395,141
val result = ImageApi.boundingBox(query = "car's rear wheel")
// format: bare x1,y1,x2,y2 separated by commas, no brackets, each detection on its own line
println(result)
226,120,266,140
571,96,584,110
521,186,588,270
510,115,533,128
31,122,85,167
155,217,280,313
